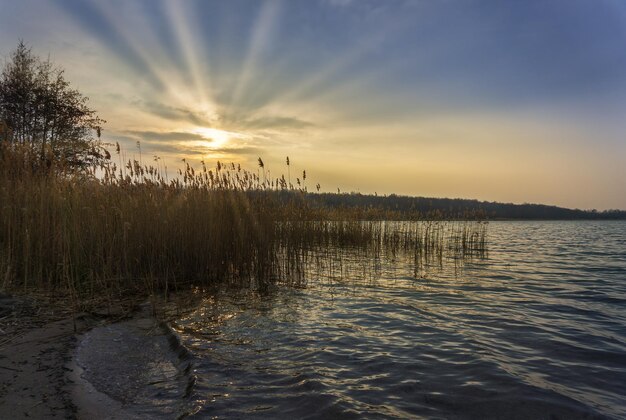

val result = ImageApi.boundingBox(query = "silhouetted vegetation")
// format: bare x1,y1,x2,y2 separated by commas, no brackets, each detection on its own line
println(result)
0,42,105,170
7,41,620,317
0,141,486,310
296,192,626,220
0,44,488,313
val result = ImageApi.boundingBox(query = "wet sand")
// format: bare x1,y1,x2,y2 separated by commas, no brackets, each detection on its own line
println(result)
0,294,190,419
0,301,94,419
71,305,195,418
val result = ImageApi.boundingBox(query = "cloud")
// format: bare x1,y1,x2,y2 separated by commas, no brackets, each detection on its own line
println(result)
324,0,355,7
137,100,315,132
113,129,262,157
225,115,316,131
209,146,261,155
147,141,261,158
124,130,208,142
136,101,213,126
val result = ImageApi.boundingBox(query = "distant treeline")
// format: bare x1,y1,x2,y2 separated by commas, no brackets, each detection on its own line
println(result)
271,192,626,220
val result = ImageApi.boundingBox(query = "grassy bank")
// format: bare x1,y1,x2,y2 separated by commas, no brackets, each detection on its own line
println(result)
0,142,486,308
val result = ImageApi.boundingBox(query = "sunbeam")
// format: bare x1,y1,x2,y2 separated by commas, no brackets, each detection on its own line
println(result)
164,0,215,113
192,127,249,149
3,2,626,418
10,0,624,209
230,0,282,111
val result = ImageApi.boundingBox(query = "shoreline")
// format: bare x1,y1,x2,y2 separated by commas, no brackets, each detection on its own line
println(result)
72,303,195,418
0,302,94,419
0,294,192,419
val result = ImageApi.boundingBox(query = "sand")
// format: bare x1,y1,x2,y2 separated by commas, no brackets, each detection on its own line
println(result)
0,294,127,419
0,309,93,419
0,294,194,419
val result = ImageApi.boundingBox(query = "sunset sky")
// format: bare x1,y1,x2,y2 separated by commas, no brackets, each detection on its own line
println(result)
1,0,625,209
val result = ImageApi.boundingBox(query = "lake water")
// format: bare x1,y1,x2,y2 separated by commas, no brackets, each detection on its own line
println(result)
83,221,626,419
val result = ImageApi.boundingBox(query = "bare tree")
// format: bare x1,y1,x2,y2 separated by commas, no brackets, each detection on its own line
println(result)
0,41,106,169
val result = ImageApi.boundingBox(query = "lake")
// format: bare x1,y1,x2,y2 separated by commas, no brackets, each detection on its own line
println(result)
96,221,626,418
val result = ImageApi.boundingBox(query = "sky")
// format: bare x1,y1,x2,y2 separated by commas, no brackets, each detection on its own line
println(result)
1,0,625,210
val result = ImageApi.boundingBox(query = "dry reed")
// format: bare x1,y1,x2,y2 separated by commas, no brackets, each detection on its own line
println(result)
0,142,487,309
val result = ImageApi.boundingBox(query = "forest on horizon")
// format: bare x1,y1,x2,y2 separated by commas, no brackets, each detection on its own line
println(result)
295,192,626,220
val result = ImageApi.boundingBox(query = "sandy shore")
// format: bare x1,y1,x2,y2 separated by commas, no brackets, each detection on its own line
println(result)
0,293,96,419
0,294,194,419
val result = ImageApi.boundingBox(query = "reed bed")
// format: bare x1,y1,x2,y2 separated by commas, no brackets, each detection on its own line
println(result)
0,142,487,308
273,220,487,286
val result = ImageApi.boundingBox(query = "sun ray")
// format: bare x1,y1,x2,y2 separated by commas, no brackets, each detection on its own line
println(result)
76,1,204,110
164,0,214,112
190,127,249,150
230,0,282,110
252,11,417,113
93,3,180,94
51,0,165,91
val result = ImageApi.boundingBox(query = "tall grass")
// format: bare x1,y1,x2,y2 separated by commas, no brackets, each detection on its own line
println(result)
0,142,487,308
273,220,487,286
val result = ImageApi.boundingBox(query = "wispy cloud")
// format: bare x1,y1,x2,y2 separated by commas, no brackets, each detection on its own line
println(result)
135,101,213,127
123,130,209,143
222,114,316,131
117,129,262,158
137,99,315,132
2,0,623,208
324,0,355,7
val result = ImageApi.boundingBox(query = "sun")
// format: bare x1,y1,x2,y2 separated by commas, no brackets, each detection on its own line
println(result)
193,127,233,148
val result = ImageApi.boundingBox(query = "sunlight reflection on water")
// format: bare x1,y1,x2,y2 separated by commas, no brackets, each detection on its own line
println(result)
174,221,626,419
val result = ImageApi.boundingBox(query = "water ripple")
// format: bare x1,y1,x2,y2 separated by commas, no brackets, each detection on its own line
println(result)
174,221,625,419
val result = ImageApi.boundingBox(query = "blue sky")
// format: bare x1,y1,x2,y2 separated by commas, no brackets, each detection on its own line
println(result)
1,0,625,209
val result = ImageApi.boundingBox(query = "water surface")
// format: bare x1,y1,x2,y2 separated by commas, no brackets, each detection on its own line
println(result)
174,221,626,419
